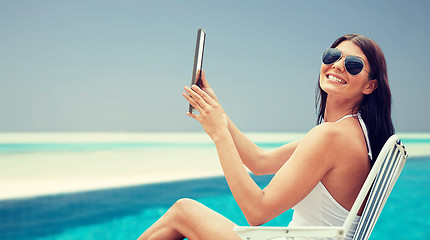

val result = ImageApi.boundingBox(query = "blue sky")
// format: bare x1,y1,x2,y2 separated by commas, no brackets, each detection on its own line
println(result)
1,0,429,132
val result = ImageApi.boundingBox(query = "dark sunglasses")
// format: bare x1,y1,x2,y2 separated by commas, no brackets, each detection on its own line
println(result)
322,48,370,76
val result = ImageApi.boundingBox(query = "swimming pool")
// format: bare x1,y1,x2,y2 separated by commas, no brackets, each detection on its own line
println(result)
1,156,429,240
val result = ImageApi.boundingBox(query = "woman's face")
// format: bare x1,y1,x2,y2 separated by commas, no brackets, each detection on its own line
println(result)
319,40,376,102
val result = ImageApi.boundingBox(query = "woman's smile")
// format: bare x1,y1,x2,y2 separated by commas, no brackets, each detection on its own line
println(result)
326,74,347,84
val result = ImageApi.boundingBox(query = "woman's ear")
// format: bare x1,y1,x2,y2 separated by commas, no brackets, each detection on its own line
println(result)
363,79,378,95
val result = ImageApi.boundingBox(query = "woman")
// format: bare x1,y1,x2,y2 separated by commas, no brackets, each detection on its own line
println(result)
138,33,394,240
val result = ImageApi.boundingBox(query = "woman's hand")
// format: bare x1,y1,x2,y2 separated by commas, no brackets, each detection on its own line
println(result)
183,84,228,141
198,71,220,105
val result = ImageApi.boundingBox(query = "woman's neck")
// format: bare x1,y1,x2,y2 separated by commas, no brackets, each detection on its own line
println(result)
324,95,361,122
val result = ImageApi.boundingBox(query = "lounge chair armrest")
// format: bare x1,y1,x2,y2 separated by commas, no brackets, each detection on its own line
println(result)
234,226,346,240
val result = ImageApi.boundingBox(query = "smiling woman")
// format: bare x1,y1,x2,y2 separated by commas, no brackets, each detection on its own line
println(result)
138,34,395,240
316,34,394,166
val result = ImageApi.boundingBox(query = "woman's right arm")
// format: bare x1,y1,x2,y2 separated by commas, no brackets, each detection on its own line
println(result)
199,71,299,175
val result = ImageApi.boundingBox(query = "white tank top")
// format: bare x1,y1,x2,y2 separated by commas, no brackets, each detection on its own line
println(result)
288,113,371,240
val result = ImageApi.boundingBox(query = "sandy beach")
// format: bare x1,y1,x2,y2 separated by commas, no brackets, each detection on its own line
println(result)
0,148,224,200
0,132,428,201
0,133,224,200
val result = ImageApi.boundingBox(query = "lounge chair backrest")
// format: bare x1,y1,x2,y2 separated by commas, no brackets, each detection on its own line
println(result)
342,135,408,240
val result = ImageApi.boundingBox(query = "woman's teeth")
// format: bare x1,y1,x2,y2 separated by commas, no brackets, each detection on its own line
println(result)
328,75,346,84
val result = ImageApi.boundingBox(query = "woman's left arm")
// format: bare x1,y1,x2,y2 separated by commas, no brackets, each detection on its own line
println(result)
183,85,336,226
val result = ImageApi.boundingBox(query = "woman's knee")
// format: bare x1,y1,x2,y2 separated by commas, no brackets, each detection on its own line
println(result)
174,198,199,206
170,198,199,217
164,199,203,236
138,199,197,240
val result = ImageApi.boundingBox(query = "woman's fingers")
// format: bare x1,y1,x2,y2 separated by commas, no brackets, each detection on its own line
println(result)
184,86,206,110
183,91,204,114
184,85,214,110
190,85,217,106
186,111,199,120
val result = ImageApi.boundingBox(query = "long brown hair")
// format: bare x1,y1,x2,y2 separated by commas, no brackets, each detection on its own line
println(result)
315,34,395,165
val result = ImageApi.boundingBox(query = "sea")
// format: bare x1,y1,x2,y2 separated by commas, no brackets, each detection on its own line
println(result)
0,132,429,240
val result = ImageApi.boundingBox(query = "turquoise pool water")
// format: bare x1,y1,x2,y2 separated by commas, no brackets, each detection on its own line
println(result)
1,156,429,240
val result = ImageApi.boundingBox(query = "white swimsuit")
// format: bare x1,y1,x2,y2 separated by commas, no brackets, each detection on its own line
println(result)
336,113,372,160
287,113,372,240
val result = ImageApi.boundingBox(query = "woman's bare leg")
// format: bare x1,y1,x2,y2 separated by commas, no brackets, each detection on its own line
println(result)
137,198,241,240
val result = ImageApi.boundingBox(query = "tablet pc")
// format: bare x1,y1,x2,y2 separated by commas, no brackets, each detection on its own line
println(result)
189,28,206,114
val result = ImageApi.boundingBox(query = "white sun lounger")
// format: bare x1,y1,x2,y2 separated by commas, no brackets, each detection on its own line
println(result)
234,135,408,240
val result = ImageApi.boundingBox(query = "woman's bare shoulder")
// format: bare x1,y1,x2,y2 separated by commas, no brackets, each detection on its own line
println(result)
303,122,363,156
305,122,346,141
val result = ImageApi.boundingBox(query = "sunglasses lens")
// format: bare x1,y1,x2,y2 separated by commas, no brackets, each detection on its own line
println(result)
322,48,341,65
345,56,364,75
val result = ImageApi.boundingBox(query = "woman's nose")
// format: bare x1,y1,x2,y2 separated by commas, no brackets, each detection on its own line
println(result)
332,57,345,72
